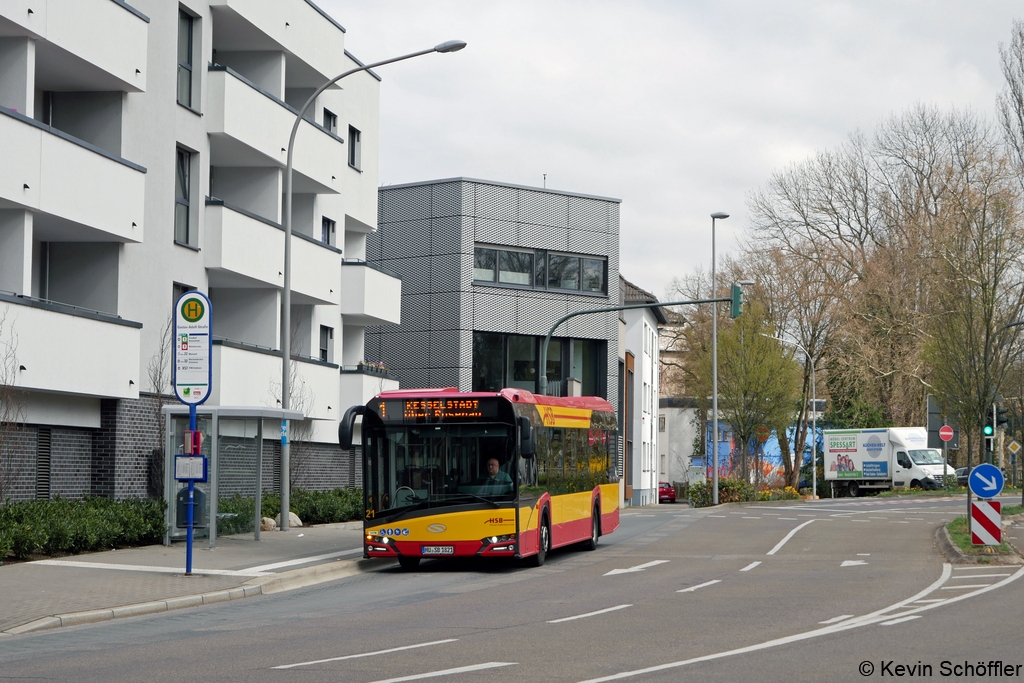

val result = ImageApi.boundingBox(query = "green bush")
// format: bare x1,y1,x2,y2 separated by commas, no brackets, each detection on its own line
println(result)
687,479,797,508
214,488,360,536
0,496,165,560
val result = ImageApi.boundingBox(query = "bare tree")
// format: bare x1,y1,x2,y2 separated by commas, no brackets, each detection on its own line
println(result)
0,308,27,503
999,19,1024,189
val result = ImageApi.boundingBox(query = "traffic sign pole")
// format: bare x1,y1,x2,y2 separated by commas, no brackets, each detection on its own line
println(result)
939,424,953,489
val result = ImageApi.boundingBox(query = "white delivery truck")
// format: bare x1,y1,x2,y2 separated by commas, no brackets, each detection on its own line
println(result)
823,427,954,497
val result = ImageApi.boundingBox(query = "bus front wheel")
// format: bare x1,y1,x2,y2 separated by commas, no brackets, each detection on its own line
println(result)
529,515,550,567
397,556,420,570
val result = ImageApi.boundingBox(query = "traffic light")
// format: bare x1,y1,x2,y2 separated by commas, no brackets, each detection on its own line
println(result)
983,409,995,438
996,405,1009,430
729,284,743,319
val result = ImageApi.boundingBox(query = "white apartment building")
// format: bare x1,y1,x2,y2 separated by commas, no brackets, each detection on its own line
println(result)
0,0,399,501
618,276,664,507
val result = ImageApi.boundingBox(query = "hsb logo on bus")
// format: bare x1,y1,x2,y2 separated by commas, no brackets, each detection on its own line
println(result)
485,518,508,525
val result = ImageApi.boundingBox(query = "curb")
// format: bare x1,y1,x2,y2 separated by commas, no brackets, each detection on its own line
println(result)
934,520,1024,566
0,556,386,637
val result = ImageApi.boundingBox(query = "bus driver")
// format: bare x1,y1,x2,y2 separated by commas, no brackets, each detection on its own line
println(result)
482,457,512,485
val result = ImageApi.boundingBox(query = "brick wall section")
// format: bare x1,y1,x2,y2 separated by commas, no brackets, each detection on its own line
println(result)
0,424,36,502
52,428,92,500
90,399,117,498
114,393,167,499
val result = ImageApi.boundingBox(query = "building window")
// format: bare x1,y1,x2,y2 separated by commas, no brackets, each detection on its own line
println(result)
473,247,497,282
323,109,337,134
659,415,666,432
348,125,361,169
177,10,193,108
174,147,191,245
173,282,196,309
474,245,607,294
321,216,336,246
499,249,533,285
548,253,580,290
582,258,606,293
319,325,334,363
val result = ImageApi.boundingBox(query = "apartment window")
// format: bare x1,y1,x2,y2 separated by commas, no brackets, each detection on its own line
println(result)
177,10,194,107
323,109,337,134
173,282,196,309
473,247,497,282
348,125,361,169
319,325,334,363
174,148,191,244
659,415,666,432
321,217,336,246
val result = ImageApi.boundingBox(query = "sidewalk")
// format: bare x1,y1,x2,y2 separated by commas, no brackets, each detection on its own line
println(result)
0,522,375,636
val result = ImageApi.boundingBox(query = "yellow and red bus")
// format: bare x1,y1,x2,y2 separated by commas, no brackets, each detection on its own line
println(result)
339,387,619,569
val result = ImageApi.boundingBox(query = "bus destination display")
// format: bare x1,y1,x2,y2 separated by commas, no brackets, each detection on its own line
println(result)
377,398,498,422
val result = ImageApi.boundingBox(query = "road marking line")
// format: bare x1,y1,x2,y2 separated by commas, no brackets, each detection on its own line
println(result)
369,662,516,683
739,562,761,572
248,548,362,573
766,520,816,556
881,615,921,626
778,517,797,520
913,599,946,603
548,604,632,623
31,559,272,577
742,517,761,520
841,560,868,567
677,580,721,593
708,515,727,518
576,565,966,683
604,560,669,576
857,553,871,556
849,520,870,523
950,573,1010,579
818,614,855,624
941,584,991,589
274,639,459,670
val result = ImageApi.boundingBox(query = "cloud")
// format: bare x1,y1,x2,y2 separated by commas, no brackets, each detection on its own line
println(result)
321,0,1020,297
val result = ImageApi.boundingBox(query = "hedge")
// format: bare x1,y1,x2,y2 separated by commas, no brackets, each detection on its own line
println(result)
217,488,362,536
0,497,165,561
688,479,800,508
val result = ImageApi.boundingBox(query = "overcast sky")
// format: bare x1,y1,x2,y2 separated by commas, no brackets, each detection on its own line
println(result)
321,1,1021,299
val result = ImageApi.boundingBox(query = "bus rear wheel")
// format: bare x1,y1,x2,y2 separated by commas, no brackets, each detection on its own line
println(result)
582,507,599,551
529,515,550,567
397,556,420,570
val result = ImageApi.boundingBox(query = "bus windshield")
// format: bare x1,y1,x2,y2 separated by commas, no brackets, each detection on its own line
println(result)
365,423,516,521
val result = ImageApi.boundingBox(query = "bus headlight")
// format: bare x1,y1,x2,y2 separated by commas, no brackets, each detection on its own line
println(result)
366,534,389,544
482,534,516,545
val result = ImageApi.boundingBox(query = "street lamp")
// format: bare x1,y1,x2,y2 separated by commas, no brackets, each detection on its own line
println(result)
763,333,817,500
279,40,467,530
710,212,728,505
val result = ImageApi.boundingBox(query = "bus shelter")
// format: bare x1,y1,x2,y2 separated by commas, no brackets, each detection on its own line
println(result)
162,405,304,548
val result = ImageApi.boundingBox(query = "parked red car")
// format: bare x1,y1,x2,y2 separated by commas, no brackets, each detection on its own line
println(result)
659,481,676,504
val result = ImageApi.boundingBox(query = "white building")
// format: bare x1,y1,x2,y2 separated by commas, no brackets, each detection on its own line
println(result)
618,276,664,506
0,0,399,501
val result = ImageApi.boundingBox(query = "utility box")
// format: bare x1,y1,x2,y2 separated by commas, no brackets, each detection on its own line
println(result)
176,486,208,529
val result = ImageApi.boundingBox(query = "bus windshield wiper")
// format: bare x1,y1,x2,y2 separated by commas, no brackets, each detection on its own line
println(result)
385,501,430,523
447,492,501,508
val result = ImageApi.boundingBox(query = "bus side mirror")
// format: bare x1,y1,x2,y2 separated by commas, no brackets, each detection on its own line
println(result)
519,416,535,458
338,405,366,449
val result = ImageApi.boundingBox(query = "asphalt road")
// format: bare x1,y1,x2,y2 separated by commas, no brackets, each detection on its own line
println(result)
1,496,1022,683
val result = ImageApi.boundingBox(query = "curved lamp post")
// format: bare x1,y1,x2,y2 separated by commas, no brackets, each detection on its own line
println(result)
764,333,816,500
710,212,728,505
279,40,467,530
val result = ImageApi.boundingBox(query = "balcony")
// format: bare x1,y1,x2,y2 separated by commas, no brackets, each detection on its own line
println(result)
340,366,399,409
339,260,401,325
1,293,140,399
211,339,338,422
209,0,349,88
0,108,145,242
206,67,343,195
206,200,340,305
2,0,148,92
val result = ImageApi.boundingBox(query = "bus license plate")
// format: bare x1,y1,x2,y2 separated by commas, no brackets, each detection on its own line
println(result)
422,545,454,555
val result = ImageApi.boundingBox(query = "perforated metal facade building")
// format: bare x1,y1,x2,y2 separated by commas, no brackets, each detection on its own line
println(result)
367,178,620,411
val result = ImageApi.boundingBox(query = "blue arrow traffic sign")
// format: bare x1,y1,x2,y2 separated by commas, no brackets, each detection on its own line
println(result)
968,463,1004,499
